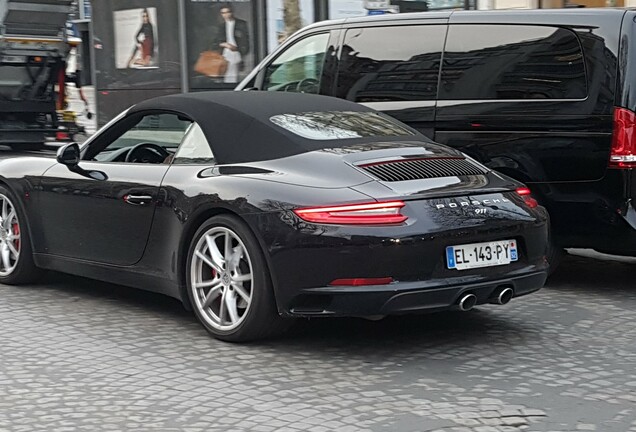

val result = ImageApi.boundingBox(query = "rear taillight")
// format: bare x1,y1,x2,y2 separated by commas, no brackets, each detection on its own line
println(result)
293,201,407,225
609,107,636,169
516,187,538,208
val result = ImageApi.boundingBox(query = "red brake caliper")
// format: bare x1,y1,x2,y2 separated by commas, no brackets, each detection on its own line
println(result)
12,223,19,251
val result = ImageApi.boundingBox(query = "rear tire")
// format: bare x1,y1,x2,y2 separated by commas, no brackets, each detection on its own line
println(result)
0,186,41,285
185,214,290,342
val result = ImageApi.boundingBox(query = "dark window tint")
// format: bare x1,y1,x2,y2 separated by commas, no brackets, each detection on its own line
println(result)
441,25,587,100
270,111,415,140
336,25,445,102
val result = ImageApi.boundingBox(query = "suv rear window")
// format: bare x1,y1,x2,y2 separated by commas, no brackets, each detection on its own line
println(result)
440,25,587,100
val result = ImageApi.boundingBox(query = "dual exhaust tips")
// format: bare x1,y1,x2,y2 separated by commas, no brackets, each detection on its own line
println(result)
457,287,514,311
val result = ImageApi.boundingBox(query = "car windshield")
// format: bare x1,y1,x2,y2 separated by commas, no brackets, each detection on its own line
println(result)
269,111,416,141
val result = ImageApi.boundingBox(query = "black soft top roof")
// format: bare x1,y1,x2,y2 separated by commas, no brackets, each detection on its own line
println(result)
130,91,423,164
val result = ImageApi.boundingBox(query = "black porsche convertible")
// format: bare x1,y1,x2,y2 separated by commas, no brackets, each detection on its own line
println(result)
0,92,548,341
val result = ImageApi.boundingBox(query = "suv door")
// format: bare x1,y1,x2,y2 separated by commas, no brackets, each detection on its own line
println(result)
334,22,447,139
433,20,620,248
37,112,192,266
434,23,608,184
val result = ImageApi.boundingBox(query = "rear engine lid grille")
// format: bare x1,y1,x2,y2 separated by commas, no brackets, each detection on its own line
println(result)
357,157,488,182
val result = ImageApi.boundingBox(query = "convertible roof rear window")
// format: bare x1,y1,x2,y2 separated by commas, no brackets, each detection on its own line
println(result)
269,111,415,140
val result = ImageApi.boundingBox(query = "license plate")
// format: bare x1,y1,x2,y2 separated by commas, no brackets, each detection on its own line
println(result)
446,239,518,270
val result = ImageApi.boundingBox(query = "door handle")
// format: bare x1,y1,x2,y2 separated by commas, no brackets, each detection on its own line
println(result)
123,194,153,206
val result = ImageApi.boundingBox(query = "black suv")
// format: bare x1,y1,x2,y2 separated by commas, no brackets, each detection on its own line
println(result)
237,9,636,258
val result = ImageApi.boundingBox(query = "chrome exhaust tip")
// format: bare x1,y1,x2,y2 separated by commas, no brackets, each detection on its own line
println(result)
458,293,477,311
491,287,514,305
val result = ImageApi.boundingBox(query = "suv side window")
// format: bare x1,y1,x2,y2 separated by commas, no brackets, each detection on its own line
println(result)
262,33,330,94
336,25,446,102
441,25,587,100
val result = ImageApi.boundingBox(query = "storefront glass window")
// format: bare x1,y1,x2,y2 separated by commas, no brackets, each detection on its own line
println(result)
186,0,256,90
427,0,464,8
328,0,367,19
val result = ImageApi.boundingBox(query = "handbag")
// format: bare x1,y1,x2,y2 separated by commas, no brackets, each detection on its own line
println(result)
194,51,228,77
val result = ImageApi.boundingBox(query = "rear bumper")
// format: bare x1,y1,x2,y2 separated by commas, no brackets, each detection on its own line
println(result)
285,267,546,317
562,223,636,256
245,190,549,317
533,169,636,254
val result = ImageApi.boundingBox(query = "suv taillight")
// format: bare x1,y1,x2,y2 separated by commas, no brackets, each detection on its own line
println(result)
609,107,636,169
516,187,538,208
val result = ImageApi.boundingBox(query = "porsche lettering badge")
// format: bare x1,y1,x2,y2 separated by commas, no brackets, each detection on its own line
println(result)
434,198,510,210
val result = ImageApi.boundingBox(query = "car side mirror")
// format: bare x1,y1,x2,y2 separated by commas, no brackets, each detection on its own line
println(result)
57,143,80,167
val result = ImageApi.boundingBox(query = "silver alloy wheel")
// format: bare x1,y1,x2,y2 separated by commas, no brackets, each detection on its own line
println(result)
0,193,20,276
191,226,253,331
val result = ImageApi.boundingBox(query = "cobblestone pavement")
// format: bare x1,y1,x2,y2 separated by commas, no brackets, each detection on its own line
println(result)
1,252,635,432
